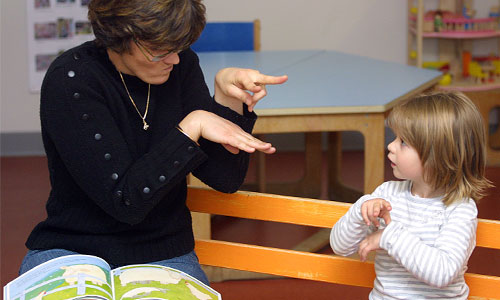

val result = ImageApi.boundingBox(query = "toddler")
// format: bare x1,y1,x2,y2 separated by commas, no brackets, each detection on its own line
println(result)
330,92,493,299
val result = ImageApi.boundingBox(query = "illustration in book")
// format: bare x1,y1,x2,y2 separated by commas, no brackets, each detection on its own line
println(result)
4,254,221,300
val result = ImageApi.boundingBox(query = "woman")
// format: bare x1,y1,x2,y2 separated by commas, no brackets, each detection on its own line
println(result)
20,0,287,284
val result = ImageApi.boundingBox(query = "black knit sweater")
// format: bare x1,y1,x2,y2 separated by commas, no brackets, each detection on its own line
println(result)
26,41,256,266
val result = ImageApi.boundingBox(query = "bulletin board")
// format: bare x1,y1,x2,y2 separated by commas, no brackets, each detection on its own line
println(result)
27,0,94,92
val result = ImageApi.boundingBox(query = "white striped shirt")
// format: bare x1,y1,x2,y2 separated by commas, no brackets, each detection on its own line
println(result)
330,180,477,299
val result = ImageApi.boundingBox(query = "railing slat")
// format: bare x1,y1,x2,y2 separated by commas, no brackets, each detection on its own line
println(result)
195,239,375,287
187,187,350,228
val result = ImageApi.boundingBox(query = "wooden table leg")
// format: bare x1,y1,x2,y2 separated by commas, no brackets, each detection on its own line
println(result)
362,114,386,194
328,132,363,203
242,132,323,198
256,134,267,193
289,132,323,198
327,113,385,201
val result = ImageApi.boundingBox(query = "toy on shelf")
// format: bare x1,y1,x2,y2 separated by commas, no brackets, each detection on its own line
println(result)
418,10,498,34
422,61,451,85
422,61,450,71
490,5,500,22
469,55,500,83
409,0,500,38
439,73,452,85
469,61,488,83
493,60,500,75
462,51,471,77
409,50,418,60
463,1,476,30
433,10,445,32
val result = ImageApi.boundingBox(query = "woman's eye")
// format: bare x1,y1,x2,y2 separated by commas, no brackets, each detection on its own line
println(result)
401,139,407,146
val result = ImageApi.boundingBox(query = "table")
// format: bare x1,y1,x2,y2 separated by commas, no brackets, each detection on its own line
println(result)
196,50,442,199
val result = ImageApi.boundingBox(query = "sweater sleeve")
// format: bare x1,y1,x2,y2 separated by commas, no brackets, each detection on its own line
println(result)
379,201,477,288
330,183,390,256
40,59,207,225
177,49,256,192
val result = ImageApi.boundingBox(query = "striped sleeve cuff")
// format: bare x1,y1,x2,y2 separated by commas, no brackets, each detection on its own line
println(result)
379,221,403,251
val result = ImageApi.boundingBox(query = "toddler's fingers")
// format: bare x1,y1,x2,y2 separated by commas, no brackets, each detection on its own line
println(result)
369,204,381,227
361,205,370,226
372,203,381,227
366,205,373,221
358,245,367,262
373,202,380,217
382,212,392,225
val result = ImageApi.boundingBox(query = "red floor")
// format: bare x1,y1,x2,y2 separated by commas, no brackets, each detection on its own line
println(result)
1,150,499,299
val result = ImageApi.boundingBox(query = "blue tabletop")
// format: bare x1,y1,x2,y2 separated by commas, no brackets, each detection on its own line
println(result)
197,50,442,116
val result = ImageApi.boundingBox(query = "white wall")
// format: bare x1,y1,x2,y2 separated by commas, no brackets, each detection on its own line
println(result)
204,0,408,62
1,0,41,133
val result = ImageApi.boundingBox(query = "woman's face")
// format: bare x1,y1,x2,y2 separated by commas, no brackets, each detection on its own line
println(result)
110,40,181,85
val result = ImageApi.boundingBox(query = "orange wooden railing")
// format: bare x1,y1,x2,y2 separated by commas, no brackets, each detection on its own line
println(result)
187,187,500,299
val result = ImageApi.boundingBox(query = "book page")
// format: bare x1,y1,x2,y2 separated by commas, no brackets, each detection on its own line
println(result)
4,254,113,300
111,264,221,300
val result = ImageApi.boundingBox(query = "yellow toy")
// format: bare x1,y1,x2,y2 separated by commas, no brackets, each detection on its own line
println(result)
469,61,487,83
492,60,500,75
439,73,452,85
422,61,449,70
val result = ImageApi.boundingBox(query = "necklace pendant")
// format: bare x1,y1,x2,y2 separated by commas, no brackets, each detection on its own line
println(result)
118,71,151,132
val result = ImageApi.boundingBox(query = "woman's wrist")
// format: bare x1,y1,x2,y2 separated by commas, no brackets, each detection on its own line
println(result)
214,90,244,115
178,111,202,144
214,69,244,115
176,125,200,146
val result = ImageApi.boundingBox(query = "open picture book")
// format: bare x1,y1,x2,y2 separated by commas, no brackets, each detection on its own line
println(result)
4,254,221,300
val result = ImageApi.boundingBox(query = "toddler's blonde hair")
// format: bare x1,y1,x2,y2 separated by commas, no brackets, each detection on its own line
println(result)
387,92,493,205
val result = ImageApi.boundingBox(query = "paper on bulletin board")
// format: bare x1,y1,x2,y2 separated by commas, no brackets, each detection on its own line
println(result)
27,0,95,93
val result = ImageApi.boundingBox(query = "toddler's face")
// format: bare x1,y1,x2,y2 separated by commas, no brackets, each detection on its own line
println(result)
387,136,423,183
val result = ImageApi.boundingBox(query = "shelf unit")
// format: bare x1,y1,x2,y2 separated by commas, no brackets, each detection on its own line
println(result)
407,0,500,91
408,0,500,166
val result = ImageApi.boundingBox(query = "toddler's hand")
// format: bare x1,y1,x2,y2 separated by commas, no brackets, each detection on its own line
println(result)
361,198,392,227
358,229,383,262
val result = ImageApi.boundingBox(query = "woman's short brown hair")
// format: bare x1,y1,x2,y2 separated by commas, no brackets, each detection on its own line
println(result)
387,92,493,205
88,0,206,53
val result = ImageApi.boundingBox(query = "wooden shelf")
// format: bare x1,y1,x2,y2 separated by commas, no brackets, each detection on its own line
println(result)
410,27,500,39
438,80,500,91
